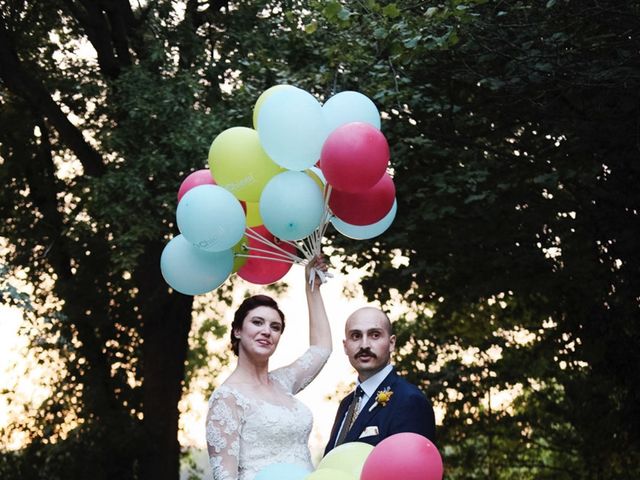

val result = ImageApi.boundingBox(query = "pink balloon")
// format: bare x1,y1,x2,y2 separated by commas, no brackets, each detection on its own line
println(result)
320,122,389,193
178,169,215,202
237,225,296,284
329,173,395,225
361,433,443,480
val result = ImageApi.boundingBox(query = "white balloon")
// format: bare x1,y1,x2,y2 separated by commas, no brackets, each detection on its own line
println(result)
331,199,397,240
322,90,381,133
258,87,328,170
176,184,246,252
259,171,325,241
160,235,233,295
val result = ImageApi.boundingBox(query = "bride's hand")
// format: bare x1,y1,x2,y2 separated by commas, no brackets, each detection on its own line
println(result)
305,254,329,288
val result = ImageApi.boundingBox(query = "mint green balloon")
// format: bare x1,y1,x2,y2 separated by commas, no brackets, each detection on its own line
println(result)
160,235,233,295
257,87,328,170
255,463,311,480
331,199,397,240
322,90,381,133
259,171,325,240
176,184,246,252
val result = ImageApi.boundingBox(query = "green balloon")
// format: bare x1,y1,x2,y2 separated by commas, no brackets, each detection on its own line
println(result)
305,468,356,480
317,442,374,479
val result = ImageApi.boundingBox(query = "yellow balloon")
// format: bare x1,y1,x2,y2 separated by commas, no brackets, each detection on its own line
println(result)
305,468,355,480
317,442,374,479
252,84,297,129
231,235,249,273
245,202,263,228
306,166,326,193
208,127,283,203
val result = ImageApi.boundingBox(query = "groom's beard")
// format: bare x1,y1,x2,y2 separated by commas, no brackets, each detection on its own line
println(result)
356,348,377,359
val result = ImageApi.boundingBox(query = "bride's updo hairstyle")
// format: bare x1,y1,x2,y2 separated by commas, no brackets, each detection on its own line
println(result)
230,295,286,356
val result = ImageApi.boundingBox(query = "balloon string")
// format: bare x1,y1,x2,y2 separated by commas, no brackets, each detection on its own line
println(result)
241,183,335,285
319,211,333,242
305,185,326,258
234,254,296,265
309,184,333,257
245,227,304,263
241,246,300,262
293,238,313,260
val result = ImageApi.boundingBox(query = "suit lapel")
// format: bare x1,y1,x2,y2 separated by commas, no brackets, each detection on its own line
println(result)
346,369,399,442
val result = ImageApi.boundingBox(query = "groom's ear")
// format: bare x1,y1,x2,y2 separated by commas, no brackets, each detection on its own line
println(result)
389,334,396,352
342,338,348,355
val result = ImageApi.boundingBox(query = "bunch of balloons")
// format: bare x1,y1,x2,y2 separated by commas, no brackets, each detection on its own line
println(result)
161,85,398,295
254,433,443,480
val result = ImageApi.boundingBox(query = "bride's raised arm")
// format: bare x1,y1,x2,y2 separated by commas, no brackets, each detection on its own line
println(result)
270,256,332,394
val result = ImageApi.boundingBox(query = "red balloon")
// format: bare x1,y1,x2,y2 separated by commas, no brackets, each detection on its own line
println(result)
320,122,389,193
361,433,443,480
178,169,215,201
329,173,395,225
237,225,296,284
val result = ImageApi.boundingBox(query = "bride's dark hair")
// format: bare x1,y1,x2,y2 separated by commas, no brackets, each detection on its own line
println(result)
230,295,286,356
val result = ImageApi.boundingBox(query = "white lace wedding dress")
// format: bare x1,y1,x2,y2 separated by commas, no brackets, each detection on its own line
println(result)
206,345,331,480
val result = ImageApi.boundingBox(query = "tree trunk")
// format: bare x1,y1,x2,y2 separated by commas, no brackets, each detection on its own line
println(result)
138,243,194,480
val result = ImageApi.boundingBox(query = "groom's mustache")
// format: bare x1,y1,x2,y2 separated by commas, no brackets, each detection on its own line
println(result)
356,348,377,359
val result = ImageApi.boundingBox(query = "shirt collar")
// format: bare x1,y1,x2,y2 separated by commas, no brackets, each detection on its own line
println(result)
357,364,393,399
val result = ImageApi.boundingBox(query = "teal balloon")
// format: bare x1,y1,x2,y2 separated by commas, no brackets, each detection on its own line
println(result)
254,463,311,480
257,87,328,170
176,184,246,252
322,90,381,133
331,199,397,240
160,235,233,295
260,170,325,241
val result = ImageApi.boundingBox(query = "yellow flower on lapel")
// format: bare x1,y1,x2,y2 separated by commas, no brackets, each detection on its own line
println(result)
369,387,394,412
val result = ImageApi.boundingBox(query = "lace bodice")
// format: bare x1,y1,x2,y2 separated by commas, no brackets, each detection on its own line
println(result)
206,346,331,480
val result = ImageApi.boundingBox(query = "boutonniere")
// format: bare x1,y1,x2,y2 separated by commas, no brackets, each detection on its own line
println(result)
368,387,394,412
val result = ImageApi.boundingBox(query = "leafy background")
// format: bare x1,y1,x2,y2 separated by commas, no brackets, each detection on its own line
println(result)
1,1,639,479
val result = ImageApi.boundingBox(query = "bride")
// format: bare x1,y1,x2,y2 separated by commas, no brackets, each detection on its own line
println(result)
206,257,331,480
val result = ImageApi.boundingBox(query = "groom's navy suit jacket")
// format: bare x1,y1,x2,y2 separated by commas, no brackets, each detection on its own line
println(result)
324,368,436,455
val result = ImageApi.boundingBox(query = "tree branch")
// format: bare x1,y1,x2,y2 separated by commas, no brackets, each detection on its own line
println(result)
0,19,106,177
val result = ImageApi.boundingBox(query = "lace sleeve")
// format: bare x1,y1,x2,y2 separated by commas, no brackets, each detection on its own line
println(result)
271,345,331,394
206,387,245,480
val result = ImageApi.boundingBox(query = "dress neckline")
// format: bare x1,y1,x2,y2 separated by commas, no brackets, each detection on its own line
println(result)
218,378,301,411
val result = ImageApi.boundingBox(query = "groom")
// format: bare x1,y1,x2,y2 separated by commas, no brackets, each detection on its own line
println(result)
324,306,436,454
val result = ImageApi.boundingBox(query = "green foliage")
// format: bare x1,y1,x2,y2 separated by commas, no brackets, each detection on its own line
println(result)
301,0,640,478
1,0,639,479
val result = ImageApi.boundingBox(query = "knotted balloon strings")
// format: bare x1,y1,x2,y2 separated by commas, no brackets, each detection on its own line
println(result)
236,185,334,290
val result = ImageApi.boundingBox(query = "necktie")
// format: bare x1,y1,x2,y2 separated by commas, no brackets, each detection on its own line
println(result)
335,386,364,446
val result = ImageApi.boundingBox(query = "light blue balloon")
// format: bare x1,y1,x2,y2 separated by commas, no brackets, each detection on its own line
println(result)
160,235,233,295
176,184,246,252
331,199,397,240
254,463,311,480
260,171,325,241
257,87,328,170
322,90,381,133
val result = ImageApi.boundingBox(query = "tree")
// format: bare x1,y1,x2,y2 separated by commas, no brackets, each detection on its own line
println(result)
302,0,640,477
0,1,307,478
2,0,639,479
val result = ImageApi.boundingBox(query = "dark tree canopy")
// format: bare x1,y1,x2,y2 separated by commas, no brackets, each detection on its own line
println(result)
307,1,640,478
1,1,639,479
